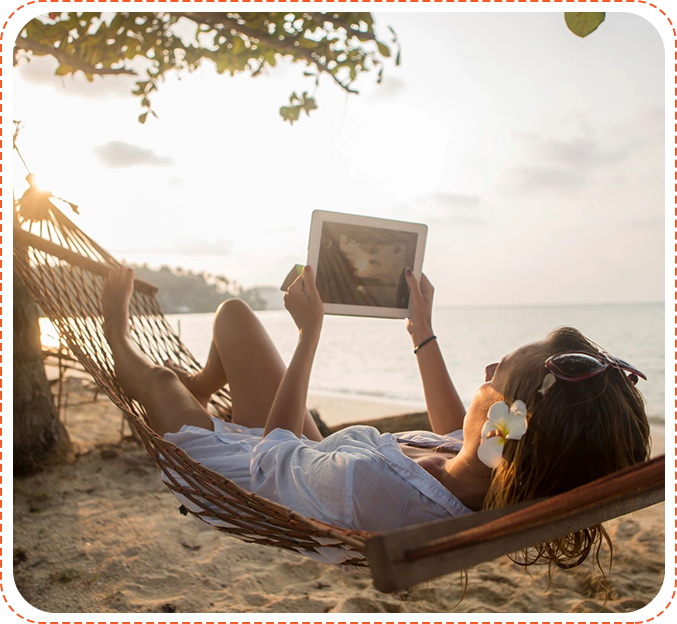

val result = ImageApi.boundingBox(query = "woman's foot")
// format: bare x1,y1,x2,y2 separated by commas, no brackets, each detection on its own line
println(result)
163,360,212,408
102,267,135,341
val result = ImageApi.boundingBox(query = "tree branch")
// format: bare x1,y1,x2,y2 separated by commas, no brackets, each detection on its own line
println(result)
174,12,358,94
15,36,137,76
310,13,380,44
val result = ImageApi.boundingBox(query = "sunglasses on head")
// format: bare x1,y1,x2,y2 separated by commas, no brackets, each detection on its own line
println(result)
544,351,647,385
485,352,646,385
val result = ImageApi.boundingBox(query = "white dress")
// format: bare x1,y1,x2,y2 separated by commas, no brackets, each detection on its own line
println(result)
163,419,472,564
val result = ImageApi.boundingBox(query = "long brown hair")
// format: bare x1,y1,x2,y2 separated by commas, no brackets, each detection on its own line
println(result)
484,327,651,570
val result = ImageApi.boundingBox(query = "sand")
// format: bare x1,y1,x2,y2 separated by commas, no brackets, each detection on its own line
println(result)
12,376,666,614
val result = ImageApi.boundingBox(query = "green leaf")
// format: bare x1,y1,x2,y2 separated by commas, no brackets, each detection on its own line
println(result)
231,36,244,54
301,95,317,113
138,112,148,124
280,105,300,125
264,50,277,67
565,12,605,38
376,41,390,58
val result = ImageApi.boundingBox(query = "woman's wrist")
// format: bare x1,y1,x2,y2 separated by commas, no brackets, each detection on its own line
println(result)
299,325,322,345
411,324,434,346
414,334,437,354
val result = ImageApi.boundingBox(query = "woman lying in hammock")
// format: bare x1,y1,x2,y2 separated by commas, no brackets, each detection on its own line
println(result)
102,265,650,567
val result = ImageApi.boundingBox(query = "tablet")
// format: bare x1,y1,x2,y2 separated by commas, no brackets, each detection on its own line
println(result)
307,210,428,318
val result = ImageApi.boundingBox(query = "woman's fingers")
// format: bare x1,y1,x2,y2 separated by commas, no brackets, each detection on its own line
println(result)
287,267,320,302
284,266,324,334
302,265,321,301
405,268,423,301
288,274,305,295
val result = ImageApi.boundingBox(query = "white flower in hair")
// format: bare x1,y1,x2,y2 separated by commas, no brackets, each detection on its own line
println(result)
477,400,529,469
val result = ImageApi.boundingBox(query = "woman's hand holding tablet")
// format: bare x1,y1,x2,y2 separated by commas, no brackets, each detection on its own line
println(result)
306,210,428,319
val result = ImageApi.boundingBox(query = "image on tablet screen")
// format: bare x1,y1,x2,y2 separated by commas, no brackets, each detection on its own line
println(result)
316,221,418,308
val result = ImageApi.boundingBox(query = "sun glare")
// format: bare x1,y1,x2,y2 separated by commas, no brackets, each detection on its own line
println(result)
355,258,370,272
39,317,60,350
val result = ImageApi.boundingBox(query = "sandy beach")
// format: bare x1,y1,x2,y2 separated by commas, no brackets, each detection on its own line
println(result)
12,376,666,614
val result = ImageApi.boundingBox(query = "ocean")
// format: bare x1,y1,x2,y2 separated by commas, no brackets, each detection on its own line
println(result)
165,303,666,432
38,302,666,435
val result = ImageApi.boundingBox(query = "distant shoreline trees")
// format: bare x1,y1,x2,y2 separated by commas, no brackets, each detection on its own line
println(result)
131,263,269,313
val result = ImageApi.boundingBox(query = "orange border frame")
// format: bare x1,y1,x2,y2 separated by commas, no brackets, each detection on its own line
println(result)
5,0,677,624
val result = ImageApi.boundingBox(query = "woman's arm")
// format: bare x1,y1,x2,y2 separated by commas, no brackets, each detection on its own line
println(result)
405,270,466,435
264,266,324,438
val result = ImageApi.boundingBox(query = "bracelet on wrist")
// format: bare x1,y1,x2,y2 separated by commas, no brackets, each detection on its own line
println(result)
414,334,437,355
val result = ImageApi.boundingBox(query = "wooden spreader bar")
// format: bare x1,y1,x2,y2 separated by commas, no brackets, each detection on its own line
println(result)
14,226,159,296
366,454,665,592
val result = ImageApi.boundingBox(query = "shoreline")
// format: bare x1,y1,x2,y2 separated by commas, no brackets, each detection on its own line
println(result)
308,390,666,457
307,390,425,428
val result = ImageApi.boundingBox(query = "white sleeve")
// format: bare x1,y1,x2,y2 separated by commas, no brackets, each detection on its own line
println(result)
250,428,355,528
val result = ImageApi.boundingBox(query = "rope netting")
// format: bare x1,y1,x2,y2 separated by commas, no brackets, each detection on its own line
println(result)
13,205,370,564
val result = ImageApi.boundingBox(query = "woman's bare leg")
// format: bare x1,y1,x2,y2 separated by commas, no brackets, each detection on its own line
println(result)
171,298,323,441
102,268,213,437
165,341,225,408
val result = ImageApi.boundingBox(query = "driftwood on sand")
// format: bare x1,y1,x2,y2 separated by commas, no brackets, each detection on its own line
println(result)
310,407,430,438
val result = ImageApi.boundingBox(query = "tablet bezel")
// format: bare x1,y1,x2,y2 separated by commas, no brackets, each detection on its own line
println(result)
307,210,428,319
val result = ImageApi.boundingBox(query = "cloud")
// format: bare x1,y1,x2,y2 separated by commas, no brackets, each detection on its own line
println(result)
266,226,301,234
388,191,487,226
416,192,487,226
93,141,174,168
176,239,232,256
618,214,664,230
369,76,407,99
115,239,232,257
428,192,482,209
514,165,588,193
511,109,664,194
448,215,487,227
16,55,137,99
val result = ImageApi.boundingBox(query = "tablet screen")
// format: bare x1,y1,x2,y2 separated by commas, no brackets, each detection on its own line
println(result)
316,221,418,309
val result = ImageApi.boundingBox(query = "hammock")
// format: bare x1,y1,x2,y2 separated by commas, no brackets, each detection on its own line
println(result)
13,204,666,590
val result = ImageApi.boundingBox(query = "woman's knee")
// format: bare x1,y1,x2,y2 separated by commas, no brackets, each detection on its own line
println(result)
214,298,253,330
148,365,180,388
122,365,177,403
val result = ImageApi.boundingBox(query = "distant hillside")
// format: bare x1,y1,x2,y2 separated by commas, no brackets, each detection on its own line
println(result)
131,264,267,313
254,286,285,311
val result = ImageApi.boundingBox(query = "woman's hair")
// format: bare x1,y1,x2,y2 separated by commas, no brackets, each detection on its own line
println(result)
483,326,651,571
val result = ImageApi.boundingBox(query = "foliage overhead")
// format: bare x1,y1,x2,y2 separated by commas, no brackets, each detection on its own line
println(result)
15,11,398,124
565,12,605,38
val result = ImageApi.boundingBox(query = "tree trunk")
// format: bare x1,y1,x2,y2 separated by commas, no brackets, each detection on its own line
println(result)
13,270,70,475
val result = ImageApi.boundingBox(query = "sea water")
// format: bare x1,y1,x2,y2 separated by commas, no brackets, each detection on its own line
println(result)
38,303,666,433
166,303,666,432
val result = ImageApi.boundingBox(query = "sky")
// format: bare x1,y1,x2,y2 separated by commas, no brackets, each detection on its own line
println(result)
12,11,666,306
